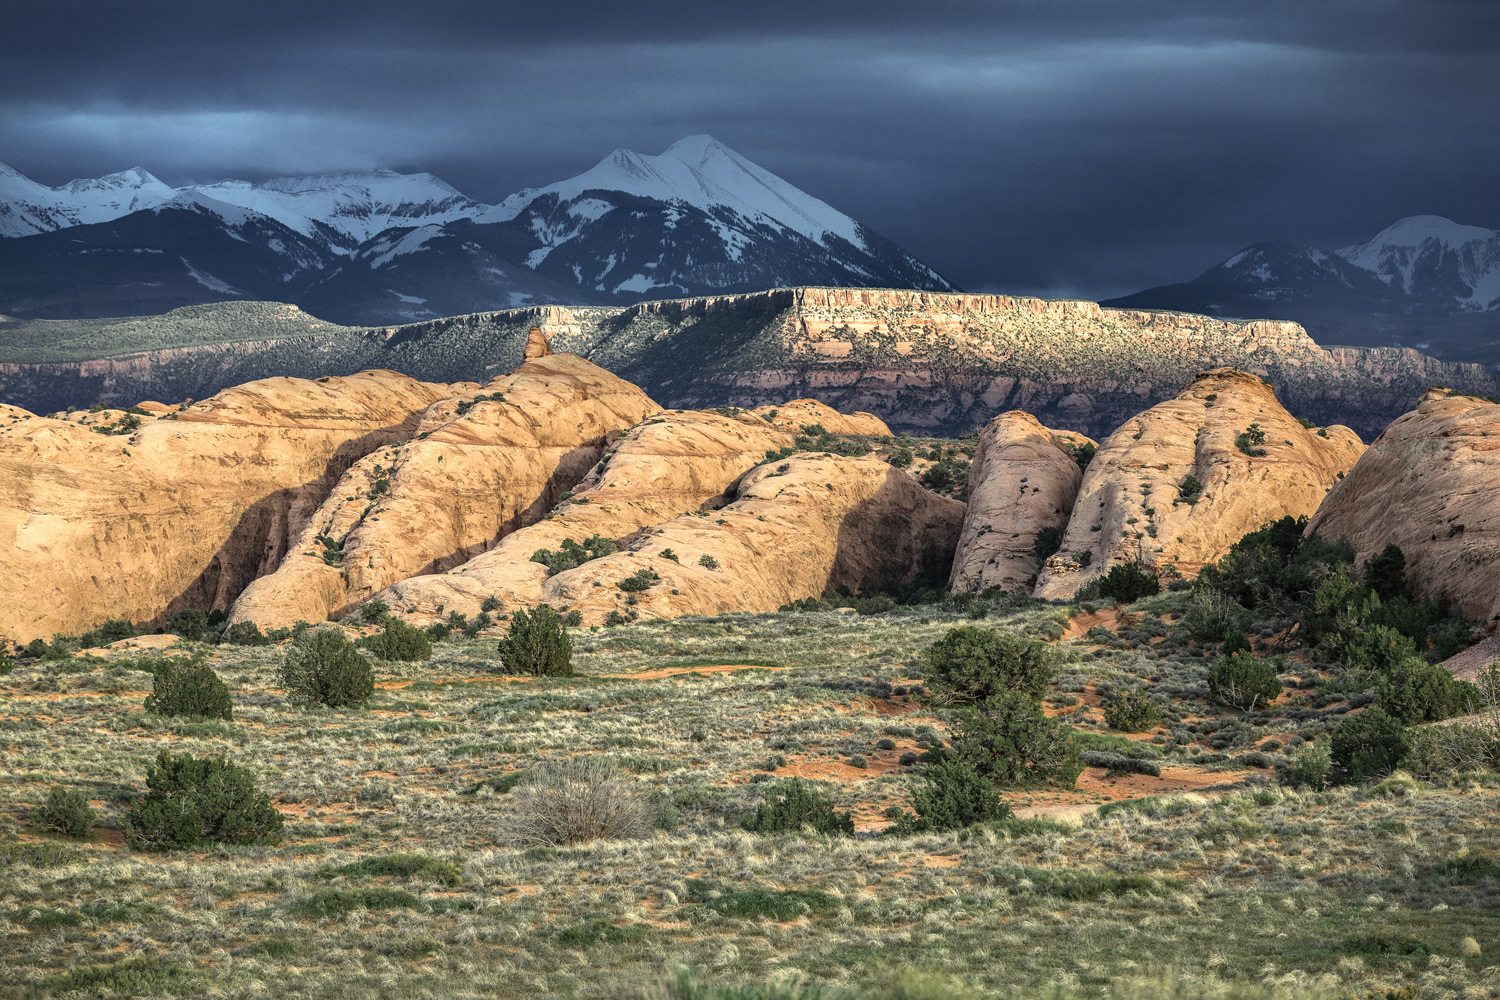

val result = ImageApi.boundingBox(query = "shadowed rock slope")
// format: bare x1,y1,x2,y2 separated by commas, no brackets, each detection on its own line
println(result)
1034,368,1364,599
378,403,892,621
1308,388,1500,629
0,371,456,643
227,353,661,628
949,412,1095,594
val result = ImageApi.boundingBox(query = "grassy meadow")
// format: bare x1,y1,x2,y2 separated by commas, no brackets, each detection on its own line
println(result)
2,592,1497,1000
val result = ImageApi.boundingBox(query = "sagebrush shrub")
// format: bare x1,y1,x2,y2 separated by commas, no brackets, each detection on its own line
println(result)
1277,740,1332,789
126,750,282,850
143,658,233,720
34,786,95,839
359,618,432,662
497,605,573,676
499,758,651,846
280,629,374,707
1207,651,1280,711
742,779,853,836
951,692,1082,788
0,645,13,676
894,758,1011,833
921,627,1060,703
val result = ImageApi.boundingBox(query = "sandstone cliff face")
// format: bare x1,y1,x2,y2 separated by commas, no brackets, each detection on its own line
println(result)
7,288,1494,440
226,354,660,628
521,454,962,625
1307,389,1500,627
949,412,1095,593
0,370,455,643
377,401,889,619
1034,368,1364,599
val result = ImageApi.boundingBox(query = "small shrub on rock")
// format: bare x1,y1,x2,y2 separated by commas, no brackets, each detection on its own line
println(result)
280,630,374,708
921,627,1060,703
359,618,432,662
742,778,853,836
143,658,234,720
34,786,96,839
497,605,573,676
1208,651,1281,711
126,750,282,850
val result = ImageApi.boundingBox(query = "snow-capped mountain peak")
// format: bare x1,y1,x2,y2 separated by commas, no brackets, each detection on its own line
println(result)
1339,214,1500,308
0,162,175,236
495,135,866,248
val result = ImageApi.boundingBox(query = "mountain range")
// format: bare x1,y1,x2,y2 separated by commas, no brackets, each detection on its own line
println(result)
0,136,954,324
1105,215,1500,363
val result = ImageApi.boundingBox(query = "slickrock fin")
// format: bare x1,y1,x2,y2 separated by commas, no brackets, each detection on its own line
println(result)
1033,367,1364,599
378,400,892,620
1307,388,1500,628
950,411,1095,593
227,353,660,628
0,370,456,644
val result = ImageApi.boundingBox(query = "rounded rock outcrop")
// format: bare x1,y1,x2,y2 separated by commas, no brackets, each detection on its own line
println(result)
1307,388,1500,628
949,411,1095,593
1034,367,1364,598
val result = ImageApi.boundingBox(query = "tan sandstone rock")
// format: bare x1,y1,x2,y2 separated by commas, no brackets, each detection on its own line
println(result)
1034,367,1364,599
227,354,661,628
749,398,891,437
511,454,962,625
378,401,891,619
950,412,1095,593
524,326,552,360
1307,389,1500,628
0,370,457,644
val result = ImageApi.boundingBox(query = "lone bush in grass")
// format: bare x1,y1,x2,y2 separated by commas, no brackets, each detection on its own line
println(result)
1208,650,1281,711
34,786,95,839
279,629,373,708
893,758,1012,833
1103,688,1162,732
951,692,1083,788
143,658,233,720
359,618,432,662
126,750,282,850
742,778,853,836
500,758,651,846
497,605,573,676
1277,740,1332,790
223,620,271,646
921,627,1060,703
1330,708,1408,785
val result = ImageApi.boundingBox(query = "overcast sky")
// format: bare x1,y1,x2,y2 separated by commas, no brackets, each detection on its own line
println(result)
4,0,1498,298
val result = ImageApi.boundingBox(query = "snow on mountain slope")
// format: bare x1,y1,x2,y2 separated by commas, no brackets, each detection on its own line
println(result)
192,169,484,248
1339,215,1500,309
492,134,864,247
0,161,174,237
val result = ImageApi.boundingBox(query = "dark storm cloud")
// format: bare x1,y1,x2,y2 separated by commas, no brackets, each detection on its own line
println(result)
3,0,1498,298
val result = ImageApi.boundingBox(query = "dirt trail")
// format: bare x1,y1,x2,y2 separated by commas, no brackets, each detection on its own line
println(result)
1060,608,1130,641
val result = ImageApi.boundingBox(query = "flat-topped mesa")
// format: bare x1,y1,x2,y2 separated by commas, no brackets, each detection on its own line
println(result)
377,400,891,620
0,370,456,644
1307,387,1500,628
503,454,961,626
227,353,661,629
1034,367,1365,599
950,412,1095,593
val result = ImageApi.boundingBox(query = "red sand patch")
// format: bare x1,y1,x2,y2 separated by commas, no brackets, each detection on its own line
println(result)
1010,764,1245,820
607,664,786,681
1061,608,1134,641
